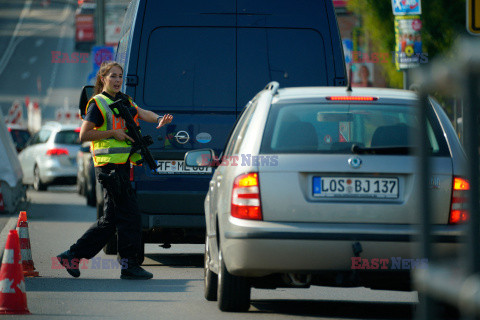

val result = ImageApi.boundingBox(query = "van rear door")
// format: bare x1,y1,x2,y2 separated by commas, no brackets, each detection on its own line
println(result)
236,0,347,110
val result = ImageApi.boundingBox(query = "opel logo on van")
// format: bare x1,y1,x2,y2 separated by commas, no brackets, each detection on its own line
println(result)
175,131,190,144
348,157,362,169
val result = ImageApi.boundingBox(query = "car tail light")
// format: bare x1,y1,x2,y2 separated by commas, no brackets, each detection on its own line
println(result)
129,164,134,182
326,96,378,101
46,148,69,156
74,127,81,133
231,172,262,220
449,177,469,224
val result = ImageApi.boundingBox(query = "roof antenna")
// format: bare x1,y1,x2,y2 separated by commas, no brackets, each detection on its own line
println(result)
346,65,353,92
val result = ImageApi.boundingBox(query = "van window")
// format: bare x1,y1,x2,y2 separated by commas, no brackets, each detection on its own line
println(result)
237,28,327,107
144,27,235,110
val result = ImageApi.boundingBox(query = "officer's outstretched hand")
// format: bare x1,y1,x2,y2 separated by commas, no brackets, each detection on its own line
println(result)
112,128,134,143
156,114,173,129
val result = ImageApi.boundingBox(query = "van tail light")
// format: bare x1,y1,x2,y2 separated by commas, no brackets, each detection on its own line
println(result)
231,172,262,220
129,164,134,182
449,177,469,224
46,148,69,156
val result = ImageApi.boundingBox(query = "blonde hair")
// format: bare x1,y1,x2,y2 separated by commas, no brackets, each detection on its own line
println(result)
93,61,124,95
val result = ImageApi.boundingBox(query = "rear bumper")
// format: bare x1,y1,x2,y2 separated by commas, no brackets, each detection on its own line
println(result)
137,190,206,216
221,219,463,277
40,161,77,184
225,223,462,243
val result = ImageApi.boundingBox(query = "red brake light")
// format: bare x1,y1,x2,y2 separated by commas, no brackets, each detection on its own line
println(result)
449,177,469,224
326,96,378,101
7,127,11,132
46,148,69,156
74,127,81,133
231,172,262,220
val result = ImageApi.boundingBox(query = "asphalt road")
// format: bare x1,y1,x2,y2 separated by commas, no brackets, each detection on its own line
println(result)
0,0,90,121
0,187,419,320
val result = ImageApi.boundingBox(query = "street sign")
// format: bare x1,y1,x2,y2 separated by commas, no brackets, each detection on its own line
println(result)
87,46,115,83
391,0,422,16
467,0,480,35
342,39,353,64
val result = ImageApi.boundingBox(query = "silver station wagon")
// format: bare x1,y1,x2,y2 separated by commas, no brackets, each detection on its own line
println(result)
185,83,467,312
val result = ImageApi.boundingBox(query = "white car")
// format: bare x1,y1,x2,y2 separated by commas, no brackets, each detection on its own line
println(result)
19,122,81,191
185,83,466,312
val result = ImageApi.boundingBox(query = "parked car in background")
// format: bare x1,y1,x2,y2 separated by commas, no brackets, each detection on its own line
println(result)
76,141,96,206
19,122,81,191
7,124,31,153
185,83,467,312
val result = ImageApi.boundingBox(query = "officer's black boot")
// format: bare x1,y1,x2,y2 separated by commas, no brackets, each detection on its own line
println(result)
121,259,153,280
56,250,80,278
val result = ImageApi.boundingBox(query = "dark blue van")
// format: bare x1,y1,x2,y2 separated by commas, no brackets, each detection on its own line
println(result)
112,0,347,250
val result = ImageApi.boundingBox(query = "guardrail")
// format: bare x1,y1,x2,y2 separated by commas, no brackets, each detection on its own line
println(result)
413,38,480,319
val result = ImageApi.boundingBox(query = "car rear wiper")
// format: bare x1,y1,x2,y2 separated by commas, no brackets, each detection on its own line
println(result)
351,144,412,155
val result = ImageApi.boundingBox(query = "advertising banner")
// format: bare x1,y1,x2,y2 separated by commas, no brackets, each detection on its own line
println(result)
394,15,426,70
391,0,422,15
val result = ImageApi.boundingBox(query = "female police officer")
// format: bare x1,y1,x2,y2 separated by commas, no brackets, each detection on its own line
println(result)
57,61,173,279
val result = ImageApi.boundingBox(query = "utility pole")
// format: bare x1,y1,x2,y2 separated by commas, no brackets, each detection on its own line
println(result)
96,0,105,46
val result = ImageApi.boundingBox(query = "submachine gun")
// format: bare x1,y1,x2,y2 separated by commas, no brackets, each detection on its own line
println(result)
109,93,159,172
97,93,159,204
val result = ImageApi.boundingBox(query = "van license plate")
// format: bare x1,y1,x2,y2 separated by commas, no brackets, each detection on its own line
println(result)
155,160,212,175
313,177,398,198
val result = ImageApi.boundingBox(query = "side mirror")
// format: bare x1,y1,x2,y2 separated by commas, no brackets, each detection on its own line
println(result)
79,85,94,119
184,149,217,167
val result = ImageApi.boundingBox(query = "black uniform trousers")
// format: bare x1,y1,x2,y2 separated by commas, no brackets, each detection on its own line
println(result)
69,163,142,261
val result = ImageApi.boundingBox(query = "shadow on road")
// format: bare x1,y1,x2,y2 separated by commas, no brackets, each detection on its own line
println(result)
144,253,203,268
250,299,415,319
26,203,95,222
25,277,201,293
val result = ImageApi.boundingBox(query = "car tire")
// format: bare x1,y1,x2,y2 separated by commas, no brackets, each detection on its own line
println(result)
33,165,47,191
217,249,250,312
86,187,96,207
76,176,84,195
204,236,218,301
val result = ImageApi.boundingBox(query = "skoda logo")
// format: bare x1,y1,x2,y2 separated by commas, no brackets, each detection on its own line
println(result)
348,157,362,169
175,131,190,144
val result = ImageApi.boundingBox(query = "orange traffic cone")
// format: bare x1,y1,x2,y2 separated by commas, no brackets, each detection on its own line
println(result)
0,230,30,314
16,211,39,277
17,211,27,226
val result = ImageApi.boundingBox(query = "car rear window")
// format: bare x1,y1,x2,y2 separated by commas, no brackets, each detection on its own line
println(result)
260,103,449,156
9,129,31,148
55,130,80,145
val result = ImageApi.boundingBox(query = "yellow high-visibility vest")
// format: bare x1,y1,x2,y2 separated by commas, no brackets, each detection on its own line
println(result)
88,93,142,167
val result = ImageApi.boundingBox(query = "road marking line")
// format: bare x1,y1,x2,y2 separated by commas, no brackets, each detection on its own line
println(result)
0,0,32,77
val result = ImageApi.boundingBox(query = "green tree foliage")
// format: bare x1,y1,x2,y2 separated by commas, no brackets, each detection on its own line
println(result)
348,0,467,88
